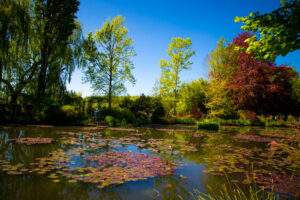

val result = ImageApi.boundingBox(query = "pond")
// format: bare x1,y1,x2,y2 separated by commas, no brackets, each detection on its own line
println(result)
0,125,299,200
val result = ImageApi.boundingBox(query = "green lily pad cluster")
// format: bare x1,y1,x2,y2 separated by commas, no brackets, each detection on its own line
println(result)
201,131,300,198
1,147,181,189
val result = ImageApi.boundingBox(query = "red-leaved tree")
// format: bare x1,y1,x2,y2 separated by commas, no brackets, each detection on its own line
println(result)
228,32,298,115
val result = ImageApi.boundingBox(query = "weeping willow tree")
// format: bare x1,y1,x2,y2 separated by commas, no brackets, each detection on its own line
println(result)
0,0,83,113
32,0,81,99
0,0,40,111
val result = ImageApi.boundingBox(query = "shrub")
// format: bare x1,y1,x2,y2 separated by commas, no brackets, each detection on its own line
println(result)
151,102,166,123
105,115,119,126
121,118,127,127
238,110,257,122
99,107,137,125
218,119,251,126
197,119,219,130
61,105,78,119
233,119,251,126
286,115,296,125
174,117,195,124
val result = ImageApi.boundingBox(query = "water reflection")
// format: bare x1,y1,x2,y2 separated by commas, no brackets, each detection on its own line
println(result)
0,125,299,199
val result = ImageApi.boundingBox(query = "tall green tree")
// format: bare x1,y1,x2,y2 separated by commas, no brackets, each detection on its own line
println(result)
33,0,80,98
205,37,238,119
0,0,82,115
83,15,136,111
235,0,300,61
159,37,195,115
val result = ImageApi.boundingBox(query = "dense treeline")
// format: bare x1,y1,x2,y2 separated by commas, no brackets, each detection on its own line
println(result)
0,0,82,122
0,0,299,126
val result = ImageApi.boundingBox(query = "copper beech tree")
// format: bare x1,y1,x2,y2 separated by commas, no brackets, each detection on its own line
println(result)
228,32,298,115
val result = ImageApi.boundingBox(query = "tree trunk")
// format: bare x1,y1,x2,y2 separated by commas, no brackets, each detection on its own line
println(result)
173,89,177,115
108,64,112,112
37,46,48,98
11,93,18,116
173,70,179,115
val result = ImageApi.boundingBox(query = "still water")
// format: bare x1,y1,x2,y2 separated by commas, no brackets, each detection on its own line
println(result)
0,125,299,200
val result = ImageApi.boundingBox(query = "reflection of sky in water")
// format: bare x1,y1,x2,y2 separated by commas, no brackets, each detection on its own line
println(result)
0,126,299,200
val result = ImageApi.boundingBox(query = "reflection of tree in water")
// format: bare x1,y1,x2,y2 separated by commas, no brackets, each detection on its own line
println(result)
0,126,61,164
153,174,190,200
0,173,129,200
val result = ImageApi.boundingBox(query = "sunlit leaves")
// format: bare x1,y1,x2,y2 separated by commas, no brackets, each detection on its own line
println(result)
158,37,195,115
82,15,136,109
235,0,300,61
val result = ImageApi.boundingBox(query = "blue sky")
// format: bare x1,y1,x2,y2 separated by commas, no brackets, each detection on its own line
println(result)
67,0,300,97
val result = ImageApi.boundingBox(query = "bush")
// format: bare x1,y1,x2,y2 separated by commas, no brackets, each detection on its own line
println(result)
238,110,257,122
219,119,251,126
151,102,166,123
174,117,195,124
197,119,219,130
61,105,78,119
99,107,137,125
120,118,127,127
36,98,65,123
233,119,251,126
105,115,119,126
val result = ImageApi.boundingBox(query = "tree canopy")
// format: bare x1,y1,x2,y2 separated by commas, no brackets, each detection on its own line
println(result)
228,32,298,115
159,37,195,115
83,15,136,110
235,0,300,61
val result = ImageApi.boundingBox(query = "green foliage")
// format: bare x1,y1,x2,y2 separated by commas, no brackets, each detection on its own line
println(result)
151,99,166,123
235,0,299,61
197,120,219,130
158,37,195,115
61,105,78,119
219,119,251,126
205,79,237,119
34,0,82,98
100,107,136,125
174,117,195,124
192,182,277,200
119,94,166,123
82,15,136,110
290,77,300,115
105,116,119,126
177,78,209,118
120,118,127,127
0,0,39,108
0,0,82,116
205,38,238,119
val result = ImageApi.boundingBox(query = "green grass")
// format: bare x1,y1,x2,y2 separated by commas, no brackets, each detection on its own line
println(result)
197,119,219,130
191,184,277,200
219,119,251,126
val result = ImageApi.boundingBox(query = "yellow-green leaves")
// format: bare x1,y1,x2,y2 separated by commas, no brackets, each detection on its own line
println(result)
206,37,237,119
234,0,299,61
82,15,136,109
158,37,195,115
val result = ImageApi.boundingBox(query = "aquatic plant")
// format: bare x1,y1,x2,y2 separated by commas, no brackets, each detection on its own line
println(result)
197,120,219,130
8,137,53,145
191,183,277,200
